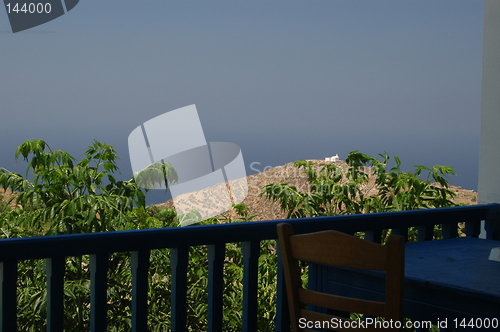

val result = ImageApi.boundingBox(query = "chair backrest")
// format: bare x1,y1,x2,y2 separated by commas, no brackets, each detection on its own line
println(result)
277,223,405,332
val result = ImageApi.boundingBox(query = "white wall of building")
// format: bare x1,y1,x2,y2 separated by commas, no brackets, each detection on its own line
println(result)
478,0,500,204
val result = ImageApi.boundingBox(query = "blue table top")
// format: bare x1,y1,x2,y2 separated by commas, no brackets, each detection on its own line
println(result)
405,237,500,301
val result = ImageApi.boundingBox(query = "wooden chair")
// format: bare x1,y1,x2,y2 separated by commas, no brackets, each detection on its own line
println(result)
277,223,405,331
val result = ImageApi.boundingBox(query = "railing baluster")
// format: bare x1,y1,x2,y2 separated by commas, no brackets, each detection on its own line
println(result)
392,228,408,243
207,244,225,332
131,250,150,332
242,241,260,332
0,260,18,332
90,254,109,332
46,257,65,332
364,230,382,243
485,204,500,240
171,247,188,332
441,223,458,239
417,225,434,241
485,219,500,240
465,220,481,238
275,241,290,332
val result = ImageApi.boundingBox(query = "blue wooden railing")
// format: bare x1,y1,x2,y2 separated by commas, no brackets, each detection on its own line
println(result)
1,204,499,331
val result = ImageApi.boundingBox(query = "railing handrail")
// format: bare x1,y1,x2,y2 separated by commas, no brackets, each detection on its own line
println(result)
1,204,498,261
0,204,500,261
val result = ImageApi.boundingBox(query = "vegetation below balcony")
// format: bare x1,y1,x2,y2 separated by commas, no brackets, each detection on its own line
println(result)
0,139,463,331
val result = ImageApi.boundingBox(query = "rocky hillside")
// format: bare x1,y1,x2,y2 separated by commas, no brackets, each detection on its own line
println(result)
1,160,478,219
155,160,478,222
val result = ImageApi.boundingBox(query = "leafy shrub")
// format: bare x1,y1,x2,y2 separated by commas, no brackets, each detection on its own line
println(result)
0,142,460,330
0,139,145,234
261,151,457,220
0,139,280,330
0,194,11,213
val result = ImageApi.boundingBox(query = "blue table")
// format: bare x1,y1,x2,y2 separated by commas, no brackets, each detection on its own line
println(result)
309,237,500,331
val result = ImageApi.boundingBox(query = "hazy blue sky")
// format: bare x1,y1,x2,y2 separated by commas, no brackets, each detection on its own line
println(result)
1,1,485,204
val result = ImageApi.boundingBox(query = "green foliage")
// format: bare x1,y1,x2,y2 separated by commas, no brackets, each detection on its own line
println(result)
17,259,47,331
261,151,457,219
0,139,146,330
1,140,280,330
3,142,458,330
132,161,178,191
0,194,11,213
0,139,145,234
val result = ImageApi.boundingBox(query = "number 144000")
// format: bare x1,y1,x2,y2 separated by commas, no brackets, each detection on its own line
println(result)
6,2,52,14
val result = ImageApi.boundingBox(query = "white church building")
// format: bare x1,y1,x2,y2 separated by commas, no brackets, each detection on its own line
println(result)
325,154,340,162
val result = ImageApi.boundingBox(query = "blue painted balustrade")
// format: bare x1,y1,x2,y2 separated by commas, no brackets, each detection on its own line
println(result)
0,204,499,331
